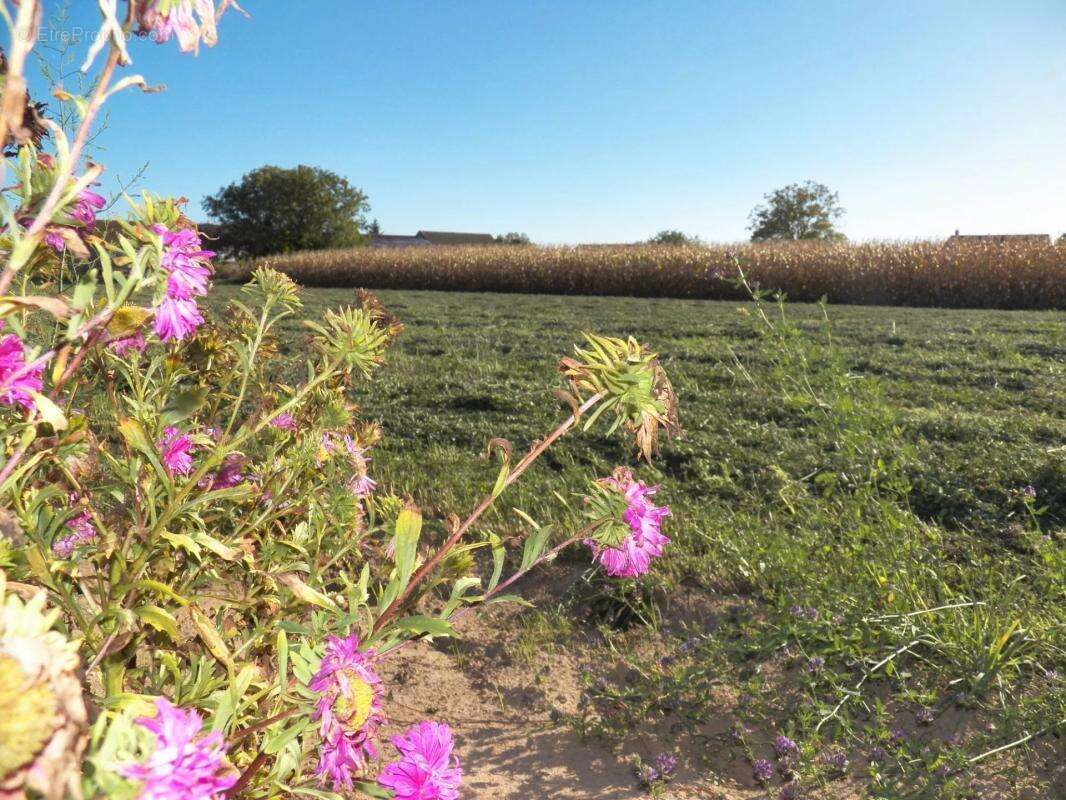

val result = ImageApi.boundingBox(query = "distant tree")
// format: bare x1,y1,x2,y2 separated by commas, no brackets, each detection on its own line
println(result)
204,165,370,257
1057,233,1066,246
367,218,382,235
495,232,531,245
748,181,844,242
649,229,700,245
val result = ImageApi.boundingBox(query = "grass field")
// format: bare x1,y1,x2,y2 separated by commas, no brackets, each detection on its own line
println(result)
211,285,1065,796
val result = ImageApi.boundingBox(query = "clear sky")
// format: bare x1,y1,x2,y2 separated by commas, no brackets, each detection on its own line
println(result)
37,1,1066,243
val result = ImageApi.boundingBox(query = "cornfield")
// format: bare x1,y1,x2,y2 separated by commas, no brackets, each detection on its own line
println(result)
228,241,1066,309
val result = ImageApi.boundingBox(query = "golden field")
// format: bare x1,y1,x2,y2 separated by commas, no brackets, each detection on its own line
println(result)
227,240,1066,309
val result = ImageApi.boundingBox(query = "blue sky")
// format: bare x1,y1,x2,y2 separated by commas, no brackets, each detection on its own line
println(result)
37,1,1066,243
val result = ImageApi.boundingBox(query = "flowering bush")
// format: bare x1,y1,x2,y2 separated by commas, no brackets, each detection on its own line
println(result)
0,5,678,799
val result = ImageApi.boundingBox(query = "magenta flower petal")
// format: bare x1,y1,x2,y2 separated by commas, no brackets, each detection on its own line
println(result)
585,474,671,578
158,426,195,476
153,297,205,342
379,721,462,800
0,329,44,409
118,697,237,800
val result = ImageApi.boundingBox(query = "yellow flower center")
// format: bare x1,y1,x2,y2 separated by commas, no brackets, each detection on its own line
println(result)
333,669,374,732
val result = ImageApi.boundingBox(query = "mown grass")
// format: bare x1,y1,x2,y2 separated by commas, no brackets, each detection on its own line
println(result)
210,284,1065,797
224,240,1066,310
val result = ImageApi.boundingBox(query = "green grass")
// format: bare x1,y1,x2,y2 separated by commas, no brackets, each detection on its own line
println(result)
211,285,1065,796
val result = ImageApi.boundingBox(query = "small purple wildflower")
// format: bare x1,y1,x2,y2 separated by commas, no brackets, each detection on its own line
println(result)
804,656,825,674
655,753,677,777
270,412,297,431
773,735,799,758
917,708,935,725
752,758,774,783
824,749,848,774
868,746,886,763
889,728,907,744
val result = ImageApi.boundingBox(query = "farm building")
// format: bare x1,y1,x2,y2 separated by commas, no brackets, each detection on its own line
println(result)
370,230,495,247
947,230,1051,245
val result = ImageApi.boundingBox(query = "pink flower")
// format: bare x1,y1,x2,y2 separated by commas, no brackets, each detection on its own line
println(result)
109,331,148,357
158,426,195,476
154,225,214,301
202,454,243,490
378,721,462,800
585,475,670,578
154,297,204,342
43,228,67,252
119,697,237,800
51,508,97,558
269,412,297,431
0,327,43,409
308,633,386,790
69,188,106,229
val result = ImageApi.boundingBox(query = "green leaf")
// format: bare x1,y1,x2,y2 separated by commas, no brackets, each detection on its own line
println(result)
30,391,67,431
277,630,289,689
393,507,422,590
192,531,241,561
162,531,202,558
161,387,208,426
394,615,455,640
520,525,552,572
135,579,189,606
190,607,235,673
134,605,178,640
487,533,505,592
277,573,339,611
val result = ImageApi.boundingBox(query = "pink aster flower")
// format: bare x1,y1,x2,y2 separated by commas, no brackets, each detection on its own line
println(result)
378,721,462,800
308,633,386,791
0,327,44,409
153,296,205,342
109,331,148,357
158,426,195,476
585,473,670,578
69,188,106,229
269,412,297,431
201,454,244,490
153,225,215,301
119,697,237,800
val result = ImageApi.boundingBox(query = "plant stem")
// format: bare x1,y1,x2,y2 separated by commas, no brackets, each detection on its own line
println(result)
372,393,601,634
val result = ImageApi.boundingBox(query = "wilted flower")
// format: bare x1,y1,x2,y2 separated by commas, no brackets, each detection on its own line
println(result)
585,469,670,578
343,436,376,497
138,0,243,53
118,697,237,800
0,328,43,410
752,757,774,783
0,574,88,800
378,720,462,800
158,426,195,476
308,633,386,790
154,296,205,342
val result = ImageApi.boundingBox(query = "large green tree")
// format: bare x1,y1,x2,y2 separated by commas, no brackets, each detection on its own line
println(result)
204,165,370,257
748,181,845,242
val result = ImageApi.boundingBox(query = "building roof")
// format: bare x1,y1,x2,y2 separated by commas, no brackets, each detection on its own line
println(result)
415,230,496,245
947,232,1051,245
370,234,432,247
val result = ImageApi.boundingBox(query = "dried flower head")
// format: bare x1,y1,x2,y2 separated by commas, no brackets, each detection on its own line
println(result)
0,573,88,800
